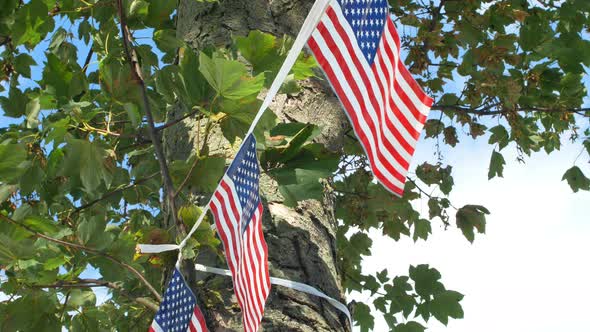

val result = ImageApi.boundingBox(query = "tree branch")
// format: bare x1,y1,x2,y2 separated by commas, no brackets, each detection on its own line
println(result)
410,0,446,71
432,104,590,116
0,214,162,302
29,278,159,312
82,43,94,74
116,0,185,236
174,157,199,198
72,172,160,214
155,108,202,132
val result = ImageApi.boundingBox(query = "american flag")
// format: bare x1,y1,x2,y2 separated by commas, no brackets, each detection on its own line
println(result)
308,0,433,196
208,134,271,332
149,268,208,332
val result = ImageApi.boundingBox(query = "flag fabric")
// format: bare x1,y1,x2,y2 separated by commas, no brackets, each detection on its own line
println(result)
149,268,208,332
307,0,433,197
208,134,271,332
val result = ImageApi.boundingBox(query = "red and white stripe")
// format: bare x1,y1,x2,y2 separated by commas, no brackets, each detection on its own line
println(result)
188,306,208,332
209,176,271,332
308,1,433,196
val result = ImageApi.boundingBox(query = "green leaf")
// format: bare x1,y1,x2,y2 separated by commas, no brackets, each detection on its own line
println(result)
123,103,141,128
235,31,316,84
78,19,92,44
488,125,510,150
60,137,115,193
396,321,426,332
199,53,265,99
155,65,191,106
0,184,17,202
43,256,69,270
263,123,321,163
178,204,203,230
353,302,374,332
409,264,444,298
218,97,277,144
488,150,506,179
1,290,60,331
76,216,111,250
13,53,36,78
0,87,28,117
179,48,212,105
376,269,389,284
415,163,454,195
424,119,444,138
42,53,87,105
583,139,590,156
99,57,141,103
412,219,431,242
22,215,60,235
25,97,41,128
443,126,459,147
170,156,226,192
456,205,490,243
0,141,29,183
235,30,281,75
562,166,590,192
430,290,464,325
68,289,97,308
154,29,184,53
145,0,176,28
269,157,339,207
0,233,34,264
11,0,54,46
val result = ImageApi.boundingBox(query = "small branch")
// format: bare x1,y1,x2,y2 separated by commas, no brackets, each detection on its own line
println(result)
72,172,160,214
116,0,185,236
82,43,94,74
432,104,590,116
0,214,162,301
410,0,446,71
155,108,202,132
60,291,71,320
406,177,433,199
29,278,159,312
174,157,199,198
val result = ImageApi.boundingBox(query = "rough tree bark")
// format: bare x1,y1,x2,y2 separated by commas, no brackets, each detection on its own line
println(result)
162,0,351,331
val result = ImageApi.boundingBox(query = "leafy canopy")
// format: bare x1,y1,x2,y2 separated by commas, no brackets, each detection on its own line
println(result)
0,0,588,331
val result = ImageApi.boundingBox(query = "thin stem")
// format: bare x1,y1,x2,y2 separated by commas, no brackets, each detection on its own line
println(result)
115,0,185,236
156,108,202,132
0,214,162,301
174,157,199,198
82,43,94,74
28,278,158,312
432,104,590,116
72,172,160,214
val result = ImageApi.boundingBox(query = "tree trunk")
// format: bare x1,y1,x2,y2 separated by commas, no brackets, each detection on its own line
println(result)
162,0,351,331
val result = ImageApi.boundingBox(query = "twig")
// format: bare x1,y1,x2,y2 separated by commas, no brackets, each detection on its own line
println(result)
82,43,94,74
60,291,71,320
115,0,185,236
28,278,159,312
432,104,590,116
155,108,202,132
174,157,199,198
410,0,446,71
72,172,160,214
0,214,162,301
